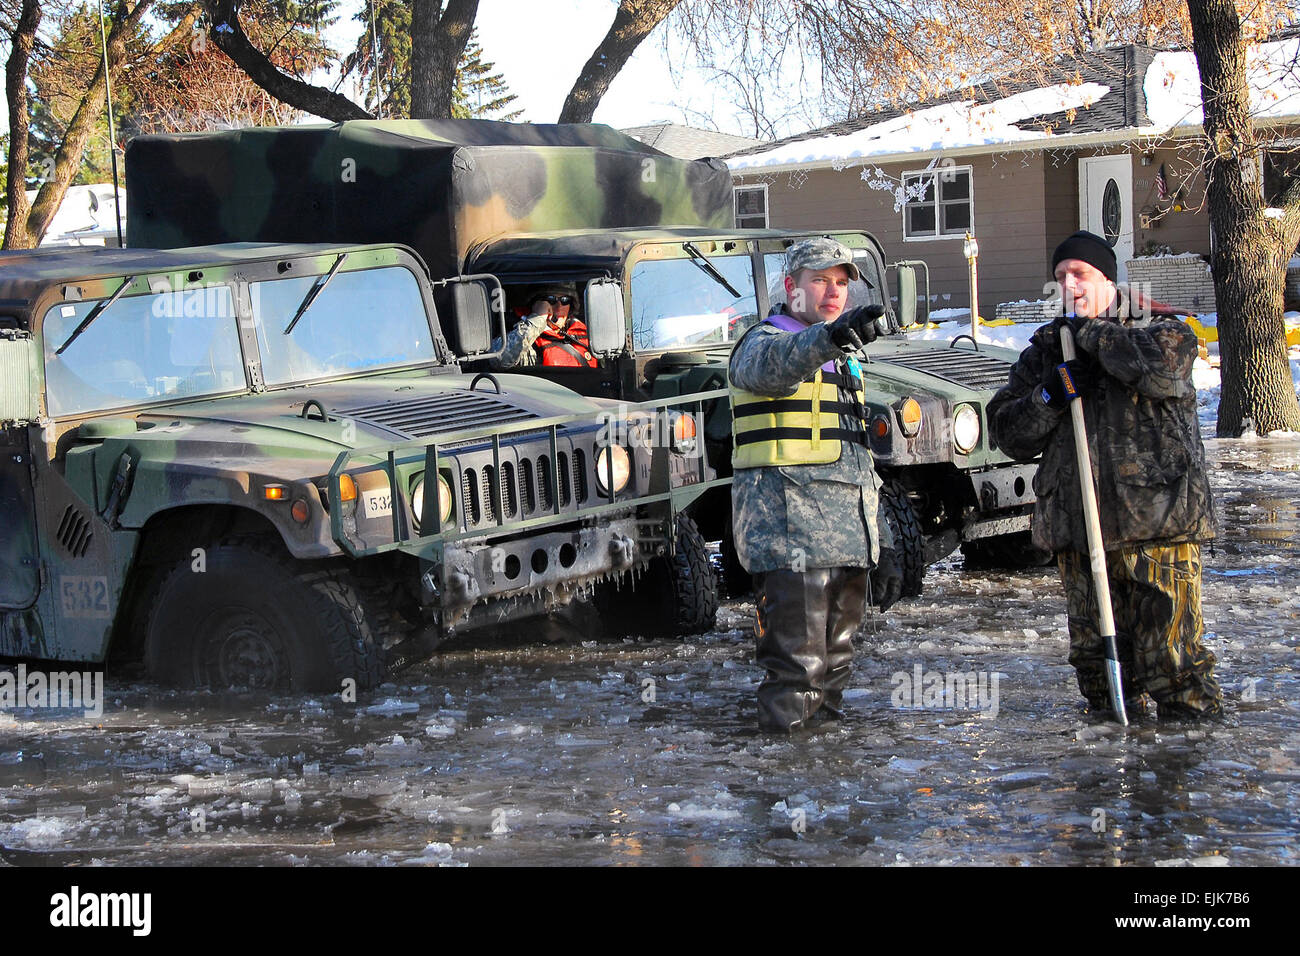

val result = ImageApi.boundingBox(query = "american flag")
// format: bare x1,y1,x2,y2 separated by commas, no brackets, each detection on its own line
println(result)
1156,163,1169,201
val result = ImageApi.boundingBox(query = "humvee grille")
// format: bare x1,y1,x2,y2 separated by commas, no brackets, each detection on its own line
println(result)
337,392,536,439
56,504,93,558
881,349,1015,391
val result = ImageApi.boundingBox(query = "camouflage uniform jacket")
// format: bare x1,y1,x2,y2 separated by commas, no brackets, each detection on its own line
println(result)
987,292,1216,554
728,307,890,574
488,313,548,369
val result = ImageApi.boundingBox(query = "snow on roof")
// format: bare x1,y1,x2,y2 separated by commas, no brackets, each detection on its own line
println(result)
729,83,1110,170
1144,36,1300,128
728,37,1300,172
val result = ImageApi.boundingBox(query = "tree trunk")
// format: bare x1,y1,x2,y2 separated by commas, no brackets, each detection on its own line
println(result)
21,0,160,247
205,0,372,122
410,0,479,119
558,0,681,124
1186,0,1300,436
3,0,42,250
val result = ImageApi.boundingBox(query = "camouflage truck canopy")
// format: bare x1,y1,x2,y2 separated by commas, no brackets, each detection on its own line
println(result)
125,120,735,281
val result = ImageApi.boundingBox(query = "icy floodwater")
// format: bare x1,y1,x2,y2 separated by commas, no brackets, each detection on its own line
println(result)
2,439,1297,866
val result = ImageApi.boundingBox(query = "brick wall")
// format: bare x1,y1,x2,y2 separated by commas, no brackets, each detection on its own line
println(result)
995,299,1057,323
1125,254,1216,313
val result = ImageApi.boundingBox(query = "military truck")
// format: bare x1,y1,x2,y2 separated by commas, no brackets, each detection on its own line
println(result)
124,119,1037,595
0,242,723,692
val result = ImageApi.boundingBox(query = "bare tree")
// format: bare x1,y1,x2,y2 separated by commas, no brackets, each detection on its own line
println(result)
409,0,478,118
4,0,205,249
1186,0,1300,435
202,0,369,120
558,0,682,123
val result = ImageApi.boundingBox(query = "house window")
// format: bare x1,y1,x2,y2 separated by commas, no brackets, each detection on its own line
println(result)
734,185,768,228
1263,150,1300,207
902,166,973,240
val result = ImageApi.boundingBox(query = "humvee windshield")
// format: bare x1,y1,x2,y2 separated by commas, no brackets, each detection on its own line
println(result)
629,253,758,350
252,266,436,386
762,252,886,315
628,246,891,352
43,286,244,417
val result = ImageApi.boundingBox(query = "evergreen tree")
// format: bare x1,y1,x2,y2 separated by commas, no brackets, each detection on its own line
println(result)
451,33,522,121
348,17,520,121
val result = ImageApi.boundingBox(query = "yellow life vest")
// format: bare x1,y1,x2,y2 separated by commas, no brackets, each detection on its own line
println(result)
730,364,868,469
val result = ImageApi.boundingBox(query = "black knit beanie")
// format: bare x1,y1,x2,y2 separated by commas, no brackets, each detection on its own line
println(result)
1051,230,1118,285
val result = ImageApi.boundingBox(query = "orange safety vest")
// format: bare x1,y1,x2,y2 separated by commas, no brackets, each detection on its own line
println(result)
535,318,598,368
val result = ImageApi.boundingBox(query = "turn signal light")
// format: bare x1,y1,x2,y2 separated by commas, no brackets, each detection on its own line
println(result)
338,474,358,502
898,398,923,437
263,485,286,501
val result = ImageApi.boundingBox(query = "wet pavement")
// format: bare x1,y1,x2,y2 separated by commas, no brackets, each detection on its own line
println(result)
1,437,1297,866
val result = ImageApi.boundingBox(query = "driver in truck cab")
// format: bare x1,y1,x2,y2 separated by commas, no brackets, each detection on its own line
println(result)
490,285,599,369
728,237,903,734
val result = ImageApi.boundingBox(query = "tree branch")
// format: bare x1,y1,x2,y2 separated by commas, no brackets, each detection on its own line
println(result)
559,0,681,124
203,0,371,121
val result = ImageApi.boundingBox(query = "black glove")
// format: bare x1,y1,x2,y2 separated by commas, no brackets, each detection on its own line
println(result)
870,547,903,612
1039,358,1097,409
828,304,884,351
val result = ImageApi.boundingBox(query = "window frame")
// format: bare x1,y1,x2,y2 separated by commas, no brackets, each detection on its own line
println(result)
901,164,974,242
733,184,769,229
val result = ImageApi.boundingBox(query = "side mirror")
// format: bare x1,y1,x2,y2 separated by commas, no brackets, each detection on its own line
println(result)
584,278,626,354
0,332,40,424
892,260,930,329
442,275,506,359
895,265,918,328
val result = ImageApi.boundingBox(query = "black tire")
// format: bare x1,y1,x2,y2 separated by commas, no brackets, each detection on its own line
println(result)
961,531,1054,571
666,513,719,634
144,536,386,692
880,480,926,598
598,514,719,637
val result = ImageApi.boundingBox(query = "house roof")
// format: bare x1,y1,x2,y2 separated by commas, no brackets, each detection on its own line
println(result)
621,123,766,159
726,37,1300,172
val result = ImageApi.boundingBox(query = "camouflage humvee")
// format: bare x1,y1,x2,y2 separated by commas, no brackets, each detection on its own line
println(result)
0,242,722,691
124,120,1038,595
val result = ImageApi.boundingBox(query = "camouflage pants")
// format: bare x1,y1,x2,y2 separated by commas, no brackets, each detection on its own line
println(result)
1057,543,1223,716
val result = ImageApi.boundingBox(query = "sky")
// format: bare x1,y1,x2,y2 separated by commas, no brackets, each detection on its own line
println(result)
1,0,820,153
325,0,767,133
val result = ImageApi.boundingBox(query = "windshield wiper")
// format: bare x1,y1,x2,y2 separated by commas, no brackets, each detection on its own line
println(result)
55,275,136,356
683,242,742,299
283,253,347,336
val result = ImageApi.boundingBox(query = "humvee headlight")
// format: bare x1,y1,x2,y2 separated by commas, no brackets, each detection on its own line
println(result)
411,473,453,530
898,397,923,437
596,445,631,495
953,403,981,454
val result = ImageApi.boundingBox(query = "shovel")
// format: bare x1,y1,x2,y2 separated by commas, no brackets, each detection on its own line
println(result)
1059,325,1129,726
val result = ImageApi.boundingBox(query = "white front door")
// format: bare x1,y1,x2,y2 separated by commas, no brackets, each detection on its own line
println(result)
1078,155,1134,282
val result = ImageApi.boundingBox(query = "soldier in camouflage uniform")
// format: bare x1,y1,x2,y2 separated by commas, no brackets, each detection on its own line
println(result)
490,285,597,369
988,231,1224,719
729,238,902,733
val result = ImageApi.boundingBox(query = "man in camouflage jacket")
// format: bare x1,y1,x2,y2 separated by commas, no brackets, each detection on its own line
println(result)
988,230,1223,719
729,237,902,733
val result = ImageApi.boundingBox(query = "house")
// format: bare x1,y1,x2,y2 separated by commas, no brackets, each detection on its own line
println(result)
725,37,1300,317
621,122,766,160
